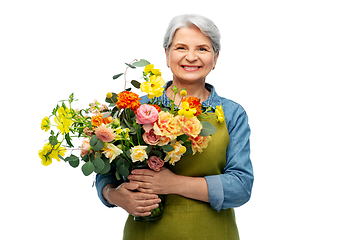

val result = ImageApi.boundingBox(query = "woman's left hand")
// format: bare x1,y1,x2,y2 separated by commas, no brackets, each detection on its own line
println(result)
128,167,177,195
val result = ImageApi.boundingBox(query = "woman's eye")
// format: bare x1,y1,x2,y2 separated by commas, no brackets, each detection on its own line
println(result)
199,47,208,52
176,47,185,50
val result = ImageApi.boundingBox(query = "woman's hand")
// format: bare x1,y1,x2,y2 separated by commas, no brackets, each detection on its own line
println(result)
128,167,177,195
103,183,161,217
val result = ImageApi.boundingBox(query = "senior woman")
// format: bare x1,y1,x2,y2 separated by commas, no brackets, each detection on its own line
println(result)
95,14,254,240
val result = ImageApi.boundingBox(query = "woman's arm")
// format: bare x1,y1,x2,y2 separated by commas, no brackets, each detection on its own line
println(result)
128,167,209,203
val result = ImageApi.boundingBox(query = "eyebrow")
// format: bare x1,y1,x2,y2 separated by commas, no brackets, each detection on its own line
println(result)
173,43,211,49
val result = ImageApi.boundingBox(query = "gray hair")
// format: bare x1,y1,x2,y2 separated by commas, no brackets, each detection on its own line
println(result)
163,14,221,54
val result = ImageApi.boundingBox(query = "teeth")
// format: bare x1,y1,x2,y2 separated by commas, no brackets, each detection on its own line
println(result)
182,66,200,69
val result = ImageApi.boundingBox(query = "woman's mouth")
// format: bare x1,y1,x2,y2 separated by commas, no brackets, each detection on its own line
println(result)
181,65,201,71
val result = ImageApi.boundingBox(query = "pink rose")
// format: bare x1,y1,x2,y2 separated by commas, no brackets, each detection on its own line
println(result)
147,156,164,172
142,129,160,145
136,104,159,125
81,138,91,157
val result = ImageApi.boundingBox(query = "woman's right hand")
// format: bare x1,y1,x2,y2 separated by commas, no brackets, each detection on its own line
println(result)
102,182,161,217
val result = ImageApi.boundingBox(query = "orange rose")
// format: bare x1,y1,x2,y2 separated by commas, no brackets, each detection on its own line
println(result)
176,115,202,138
153,111,183,140
189,135,211,154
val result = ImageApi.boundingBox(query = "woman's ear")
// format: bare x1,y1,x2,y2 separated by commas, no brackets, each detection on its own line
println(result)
165,48,170,67
213,52,219,70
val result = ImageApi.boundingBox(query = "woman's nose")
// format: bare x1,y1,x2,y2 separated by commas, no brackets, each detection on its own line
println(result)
185,51,198,62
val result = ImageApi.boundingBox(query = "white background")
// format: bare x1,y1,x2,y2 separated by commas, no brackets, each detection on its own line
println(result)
1,0,359,239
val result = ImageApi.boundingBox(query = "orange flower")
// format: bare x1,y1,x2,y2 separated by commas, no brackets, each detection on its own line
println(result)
153,111,183,140
150,104,162,113
190,135,212,154
91,113,113,127
182,97,202,117
116,91,141,113
176,115,202,138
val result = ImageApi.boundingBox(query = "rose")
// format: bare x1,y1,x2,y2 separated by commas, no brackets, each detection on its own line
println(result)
147,156,164,172
153,111,183,140
136,104,159,124
130,146,148,162
81,138,91,157
142,129,160,145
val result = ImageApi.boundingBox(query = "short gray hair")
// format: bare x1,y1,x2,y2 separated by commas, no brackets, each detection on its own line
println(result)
163,14,221,54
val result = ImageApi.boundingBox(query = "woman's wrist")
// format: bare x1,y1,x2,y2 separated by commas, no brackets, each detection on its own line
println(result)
102,184,117,205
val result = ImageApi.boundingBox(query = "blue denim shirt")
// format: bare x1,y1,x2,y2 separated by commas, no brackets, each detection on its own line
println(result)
95,81,254,211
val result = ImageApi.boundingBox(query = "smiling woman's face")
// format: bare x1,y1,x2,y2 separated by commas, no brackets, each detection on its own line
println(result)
166,26,219,84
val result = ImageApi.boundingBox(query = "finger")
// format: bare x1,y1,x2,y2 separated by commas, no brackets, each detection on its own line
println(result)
137,187,155,194
131,169,154,176
120,182,139,191
132,203,160,217
128,174,152,183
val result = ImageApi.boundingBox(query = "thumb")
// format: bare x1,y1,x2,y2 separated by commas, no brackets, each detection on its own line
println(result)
121,182,139,191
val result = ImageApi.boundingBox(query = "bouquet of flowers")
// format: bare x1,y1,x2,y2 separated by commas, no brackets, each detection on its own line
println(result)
39,59,225,221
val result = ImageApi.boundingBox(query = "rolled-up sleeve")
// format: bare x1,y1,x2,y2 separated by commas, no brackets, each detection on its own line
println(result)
205,100,254,211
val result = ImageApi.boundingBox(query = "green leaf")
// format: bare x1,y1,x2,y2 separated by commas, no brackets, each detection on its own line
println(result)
69,158,80,168
125,63,136,69
118,165,130,178
102,112,111,118
199,121,217,136
93,157,105,172
132,59,150,67
92,140,104,151
65,133,74,148
113,73,124,79
64,154,79,162
98,159,111,174
82,161,95,176
105,92,118,104
131,80,141,89
162,144,175,152
90,135,98,147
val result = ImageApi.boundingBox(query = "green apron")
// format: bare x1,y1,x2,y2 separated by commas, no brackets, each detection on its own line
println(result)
123,114,240,240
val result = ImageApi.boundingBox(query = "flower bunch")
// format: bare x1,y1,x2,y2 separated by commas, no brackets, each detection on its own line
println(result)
39,59,224,179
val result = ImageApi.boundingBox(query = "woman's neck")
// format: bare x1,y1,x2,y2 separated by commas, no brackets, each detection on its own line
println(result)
166,78,210,105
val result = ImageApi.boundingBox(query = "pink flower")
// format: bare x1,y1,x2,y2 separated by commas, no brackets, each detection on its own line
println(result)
136,104,159,125
81,138,91,157
95,124,116,142
147,156,164,172
142,129,160,145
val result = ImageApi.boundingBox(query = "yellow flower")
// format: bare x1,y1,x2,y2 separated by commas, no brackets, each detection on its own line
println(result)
41,116,50,132
130,146,148,163
140,75,165,99
106,92,113,98
164,141,186,166
215,105,225,123
178,102,197,119
38,143,66,166
103,143,123,163
55,106,73,134
180,90,187,97
144,64,162,76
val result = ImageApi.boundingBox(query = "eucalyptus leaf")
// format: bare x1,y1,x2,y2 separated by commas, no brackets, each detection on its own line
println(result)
132,59,150,67
118,165,130,178
102,112,111,118
69,158,80,168
125,63,136,69
93,157,105,172
162,144,175,152
92,140,104,151
90,135,98,147
64,154,79,162
131,80,141,89
113,73,124,79
98,159,111,174
82,161,95,176
199,121,217,136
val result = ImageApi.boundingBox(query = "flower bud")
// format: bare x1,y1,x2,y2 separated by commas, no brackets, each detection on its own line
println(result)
180,90,187,97
106,92,113,99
